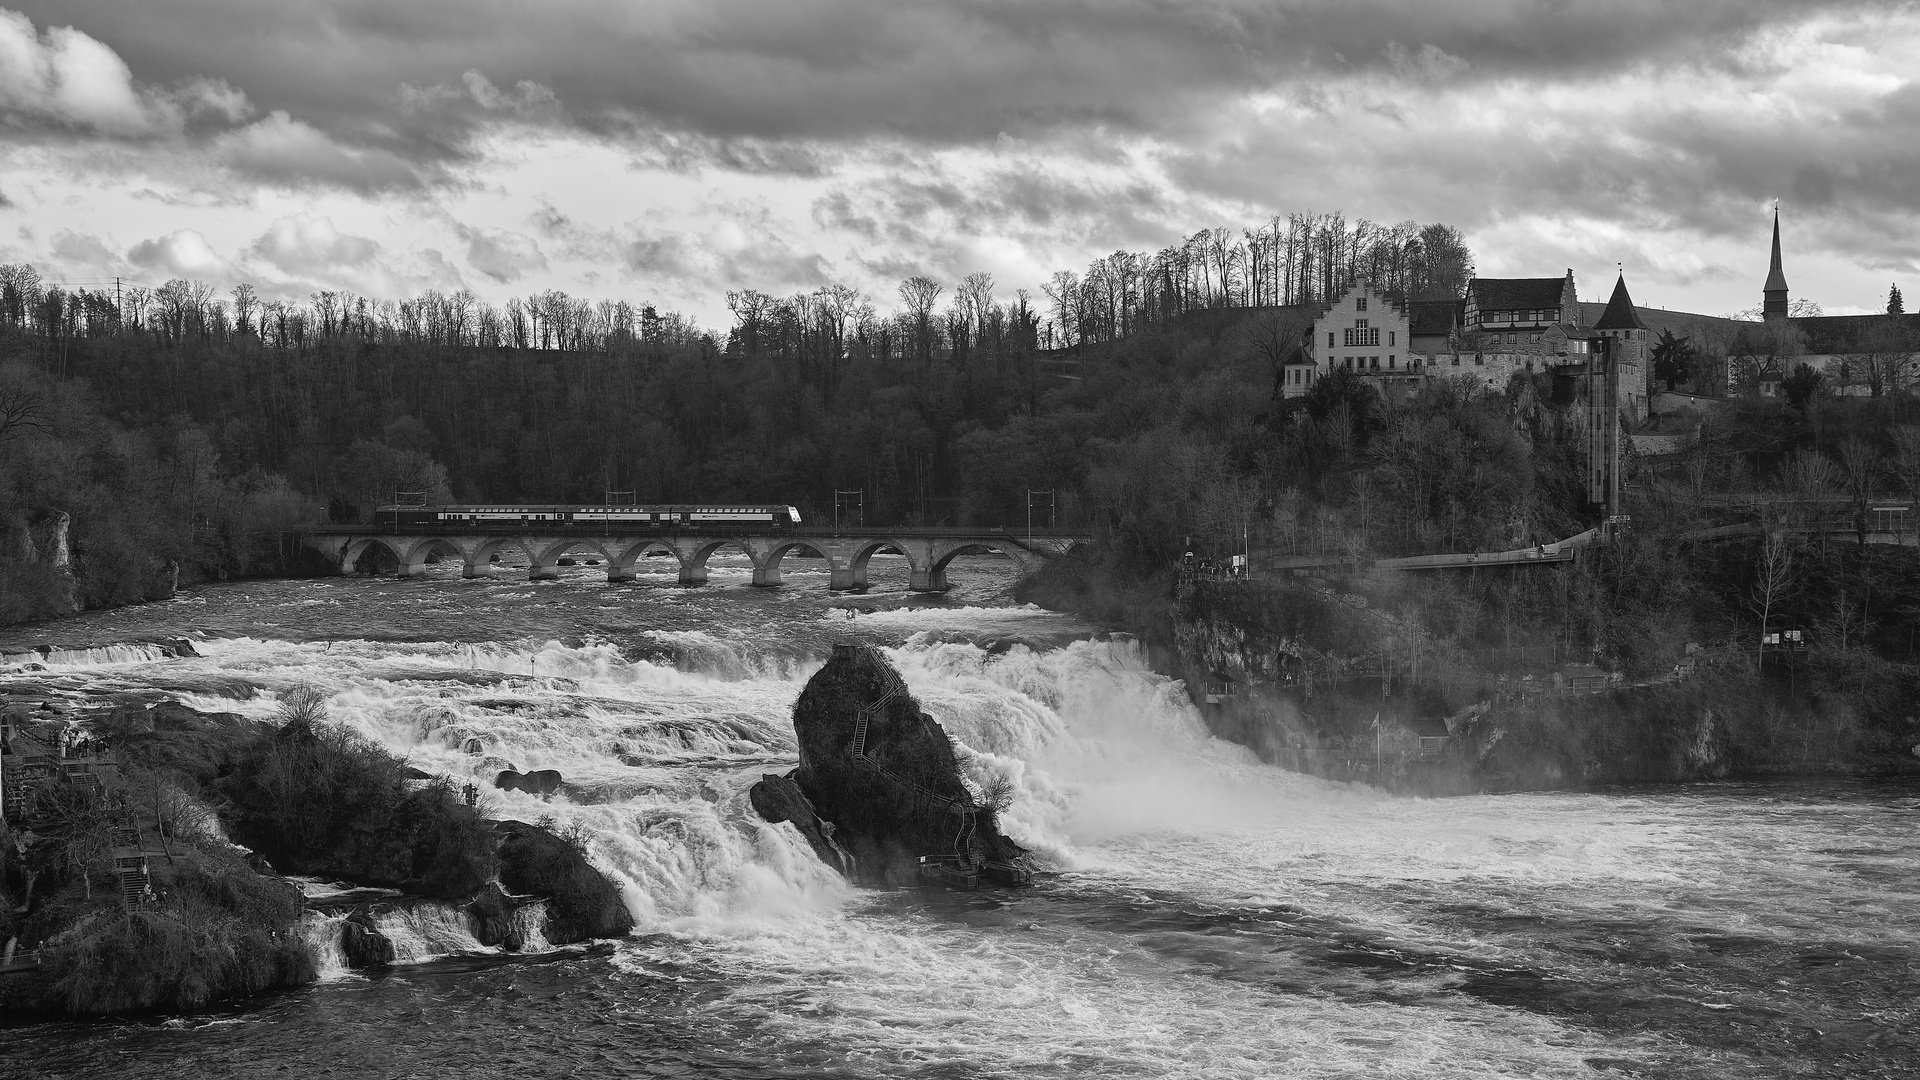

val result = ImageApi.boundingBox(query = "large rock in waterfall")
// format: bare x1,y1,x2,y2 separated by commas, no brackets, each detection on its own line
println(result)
753,644,1032,888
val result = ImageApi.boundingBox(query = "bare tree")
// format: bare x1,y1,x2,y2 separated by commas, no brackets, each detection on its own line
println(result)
0,364,51,442
1751,516,1795,670
897,276,943,365
1891,426,1920,545
1834,437,1881,547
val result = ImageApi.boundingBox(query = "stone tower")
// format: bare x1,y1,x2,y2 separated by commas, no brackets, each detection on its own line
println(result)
1587,273,1649,522
1762,208,1789,322
1593,271,1649,419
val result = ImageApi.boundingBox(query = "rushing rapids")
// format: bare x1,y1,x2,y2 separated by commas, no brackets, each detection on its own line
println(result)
1,553,1916,1078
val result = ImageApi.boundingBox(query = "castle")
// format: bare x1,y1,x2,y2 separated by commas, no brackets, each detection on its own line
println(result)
1281,208,1918,405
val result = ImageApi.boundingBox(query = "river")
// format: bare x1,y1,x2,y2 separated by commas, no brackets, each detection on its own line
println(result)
1,553,1915,1079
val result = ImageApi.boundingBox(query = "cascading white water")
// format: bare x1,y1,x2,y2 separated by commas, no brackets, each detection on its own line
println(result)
372,903,488,964
2,642,175,669
10,571,1913,1078
509,901,552,953
296,913,350,981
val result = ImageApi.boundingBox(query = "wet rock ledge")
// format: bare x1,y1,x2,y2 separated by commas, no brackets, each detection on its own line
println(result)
752,644,1031,889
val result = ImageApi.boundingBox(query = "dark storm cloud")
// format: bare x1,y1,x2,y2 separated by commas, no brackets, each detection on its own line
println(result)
10,0,1890,160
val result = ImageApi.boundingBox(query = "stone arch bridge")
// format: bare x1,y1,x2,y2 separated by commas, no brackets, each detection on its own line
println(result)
304,526,1089,592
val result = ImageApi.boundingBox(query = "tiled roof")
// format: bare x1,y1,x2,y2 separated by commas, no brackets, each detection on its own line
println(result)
1593,275,1648,331
1467,278,1566,311
1410,300,1461,335
1790,313,1920,354
1575,303,1741,339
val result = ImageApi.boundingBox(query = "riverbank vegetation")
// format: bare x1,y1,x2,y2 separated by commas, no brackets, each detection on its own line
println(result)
0,689,629,1016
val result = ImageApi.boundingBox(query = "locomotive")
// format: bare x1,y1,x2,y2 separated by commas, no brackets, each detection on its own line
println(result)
372,503,804,529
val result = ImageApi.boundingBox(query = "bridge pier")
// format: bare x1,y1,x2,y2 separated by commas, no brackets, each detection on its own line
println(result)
306,528,1086,594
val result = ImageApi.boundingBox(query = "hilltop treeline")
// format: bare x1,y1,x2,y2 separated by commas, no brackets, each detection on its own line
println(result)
0,210,1476,625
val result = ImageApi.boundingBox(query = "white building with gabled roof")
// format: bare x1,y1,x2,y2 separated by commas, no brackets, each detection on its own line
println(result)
1282,282,1423,398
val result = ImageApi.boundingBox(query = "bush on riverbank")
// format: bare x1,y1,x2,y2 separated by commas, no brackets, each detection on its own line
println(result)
220,696,497,897
496,820,632,943
27,844,315,1016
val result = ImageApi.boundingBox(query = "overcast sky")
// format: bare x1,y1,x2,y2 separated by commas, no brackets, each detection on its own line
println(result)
2,1,1916,326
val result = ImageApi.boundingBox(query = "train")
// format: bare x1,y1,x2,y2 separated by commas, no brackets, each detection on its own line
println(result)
372,503,804,529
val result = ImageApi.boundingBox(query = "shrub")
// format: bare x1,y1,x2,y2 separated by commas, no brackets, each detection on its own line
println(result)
496,821,631,943
34,844,315,1016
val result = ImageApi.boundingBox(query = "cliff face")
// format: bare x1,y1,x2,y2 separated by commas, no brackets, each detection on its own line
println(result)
1157,578,1920,794
757,645,1030,887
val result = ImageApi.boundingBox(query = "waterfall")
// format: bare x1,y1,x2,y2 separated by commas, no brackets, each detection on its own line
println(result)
296,912,349,981
510,901,552,953
373,903,486,963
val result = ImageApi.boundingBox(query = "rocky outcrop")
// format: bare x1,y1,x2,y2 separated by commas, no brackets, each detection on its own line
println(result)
749,772,852,875
494,768,564,798
755,644,1031,888
495,820,632,944
341,908,396,968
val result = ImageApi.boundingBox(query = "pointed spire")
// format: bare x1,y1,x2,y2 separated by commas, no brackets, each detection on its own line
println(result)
1763,206,1789,295
1594,271,1646,331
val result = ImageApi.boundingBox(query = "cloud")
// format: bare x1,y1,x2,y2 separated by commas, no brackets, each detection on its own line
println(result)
0,9,155,135
248,213,381,274
48,229,121,271
456,222,547,283
127,228,230,277
214,111,422,191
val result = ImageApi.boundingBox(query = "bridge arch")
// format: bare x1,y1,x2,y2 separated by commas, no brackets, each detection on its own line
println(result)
467,537,534,579
529,538,615,581
400,537,468,578
679,538,762,586
340,536,405,576
848,539,919,582
755,539,839,587
608,539,680,583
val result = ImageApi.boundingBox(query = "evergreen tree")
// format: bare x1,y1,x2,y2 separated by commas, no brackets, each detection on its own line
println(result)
1651,329,1699,392
1890,283,1905,314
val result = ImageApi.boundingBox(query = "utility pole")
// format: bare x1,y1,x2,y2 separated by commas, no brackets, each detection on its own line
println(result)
1027,489,1055,542
834,489,864,530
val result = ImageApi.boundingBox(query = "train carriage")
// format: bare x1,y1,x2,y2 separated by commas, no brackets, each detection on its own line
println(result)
374,503,802,529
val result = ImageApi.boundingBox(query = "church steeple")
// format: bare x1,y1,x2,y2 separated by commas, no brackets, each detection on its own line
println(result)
1763,207,1789,320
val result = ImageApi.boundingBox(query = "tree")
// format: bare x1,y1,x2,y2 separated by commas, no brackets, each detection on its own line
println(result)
897,277,943,365
1890,284,1905,315
1834,437,1881,547
0,363,52,442
1780,363,1824,412
1750,515,1795,670
1891,427,1920,544
1651,329,1698,392
1413,223,1474,299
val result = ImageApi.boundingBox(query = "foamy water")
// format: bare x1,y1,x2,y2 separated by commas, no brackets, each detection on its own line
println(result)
1,560,1914,1078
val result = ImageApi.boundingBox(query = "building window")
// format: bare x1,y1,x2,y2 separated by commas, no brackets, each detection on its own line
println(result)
1388,355,1395,369
1388,330,1395,346
1328,332,1335,348
1371,356,1380,370
1355,296,1368,312
1344,326,1380,347
1530,333,1541,343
